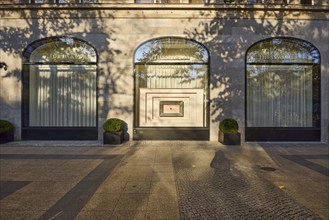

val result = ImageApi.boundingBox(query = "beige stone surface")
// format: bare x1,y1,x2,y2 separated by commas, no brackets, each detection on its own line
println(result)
0,5,328,142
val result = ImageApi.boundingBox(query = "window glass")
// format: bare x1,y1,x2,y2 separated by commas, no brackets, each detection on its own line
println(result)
247,38,320,64
29,65,97,127
134,37,209,128
23,37,97,128
135,38,208,63
136,64,207,89
28,37,96,63
247,65,313,127
246,38,320,128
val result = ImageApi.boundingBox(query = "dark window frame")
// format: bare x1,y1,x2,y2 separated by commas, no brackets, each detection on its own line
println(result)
245,37,321,142
133,36,210,140
22,36,99,140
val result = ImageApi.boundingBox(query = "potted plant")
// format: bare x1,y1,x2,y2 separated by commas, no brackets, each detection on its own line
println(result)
0,119,14,144
103,118,124,145
218,118,241,145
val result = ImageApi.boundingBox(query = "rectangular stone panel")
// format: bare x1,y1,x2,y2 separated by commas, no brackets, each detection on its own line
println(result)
139,88,204,127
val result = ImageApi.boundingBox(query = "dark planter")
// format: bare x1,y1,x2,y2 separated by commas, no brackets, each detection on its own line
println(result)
0,130,14,144
218,130,241,145
103,131,124,145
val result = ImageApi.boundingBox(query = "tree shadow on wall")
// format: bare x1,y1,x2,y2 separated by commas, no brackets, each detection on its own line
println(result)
0,6,133,130
183,6,322,124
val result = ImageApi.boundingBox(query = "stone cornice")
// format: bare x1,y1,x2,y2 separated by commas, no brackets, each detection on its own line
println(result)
0,4,328,19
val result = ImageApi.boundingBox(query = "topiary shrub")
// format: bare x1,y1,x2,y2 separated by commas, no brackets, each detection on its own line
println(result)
102,118,123,133
219,118,239,134
0,119,14,134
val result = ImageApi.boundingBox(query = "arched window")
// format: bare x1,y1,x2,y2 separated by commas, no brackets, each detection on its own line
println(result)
22,37,98,140
246,37,321,141
134,37,210,140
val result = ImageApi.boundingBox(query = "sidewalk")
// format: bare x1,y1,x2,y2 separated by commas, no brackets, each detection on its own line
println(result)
0,141,328,219
260,143,329,219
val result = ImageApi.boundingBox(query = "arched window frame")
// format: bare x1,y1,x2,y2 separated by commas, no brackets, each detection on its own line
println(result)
133,37,210,140
22,36,98,140
245,37,321,141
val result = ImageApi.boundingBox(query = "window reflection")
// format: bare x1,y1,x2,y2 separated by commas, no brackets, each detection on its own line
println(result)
136,64,207,89
29,37,96,63
247,38,320,64
23,37,97,128
29,65,97,127
134,37,209,128
246,38,320,128
135,38,208,90
135,38,208,63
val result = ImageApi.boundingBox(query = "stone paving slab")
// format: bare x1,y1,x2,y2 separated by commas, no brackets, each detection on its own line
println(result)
173,148,322,220
0,141,328,220
260,143,329,220
0,141,180,219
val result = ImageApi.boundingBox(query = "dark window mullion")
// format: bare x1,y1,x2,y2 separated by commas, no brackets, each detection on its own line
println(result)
22,64,30,127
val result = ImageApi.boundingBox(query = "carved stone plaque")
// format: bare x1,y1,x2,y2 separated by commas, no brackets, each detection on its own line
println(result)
159,101,184,117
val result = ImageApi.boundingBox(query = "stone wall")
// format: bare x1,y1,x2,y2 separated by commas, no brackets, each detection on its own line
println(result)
0,5,328,142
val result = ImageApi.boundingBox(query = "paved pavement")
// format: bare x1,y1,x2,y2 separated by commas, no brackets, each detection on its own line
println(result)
0,141,328,220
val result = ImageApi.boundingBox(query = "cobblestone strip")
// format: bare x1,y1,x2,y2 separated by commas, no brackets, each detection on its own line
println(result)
173,150,322,220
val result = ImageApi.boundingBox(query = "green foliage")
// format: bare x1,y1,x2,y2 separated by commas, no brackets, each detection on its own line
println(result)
0,119,14,134
219,118,239,134
102,118,123,133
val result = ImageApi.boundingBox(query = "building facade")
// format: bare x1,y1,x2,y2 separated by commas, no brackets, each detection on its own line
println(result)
0,0,328,142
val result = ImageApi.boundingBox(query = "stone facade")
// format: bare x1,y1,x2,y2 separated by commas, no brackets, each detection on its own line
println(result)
0,4,328,142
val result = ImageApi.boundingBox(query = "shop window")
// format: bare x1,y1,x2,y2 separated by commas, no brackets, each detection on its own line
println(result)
22,37,98,140
246,37,321,141
133,37,210,140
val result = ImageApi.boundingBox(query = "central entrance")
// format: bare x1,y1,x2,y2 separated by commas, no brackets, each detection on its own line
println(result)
133,37,210,140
